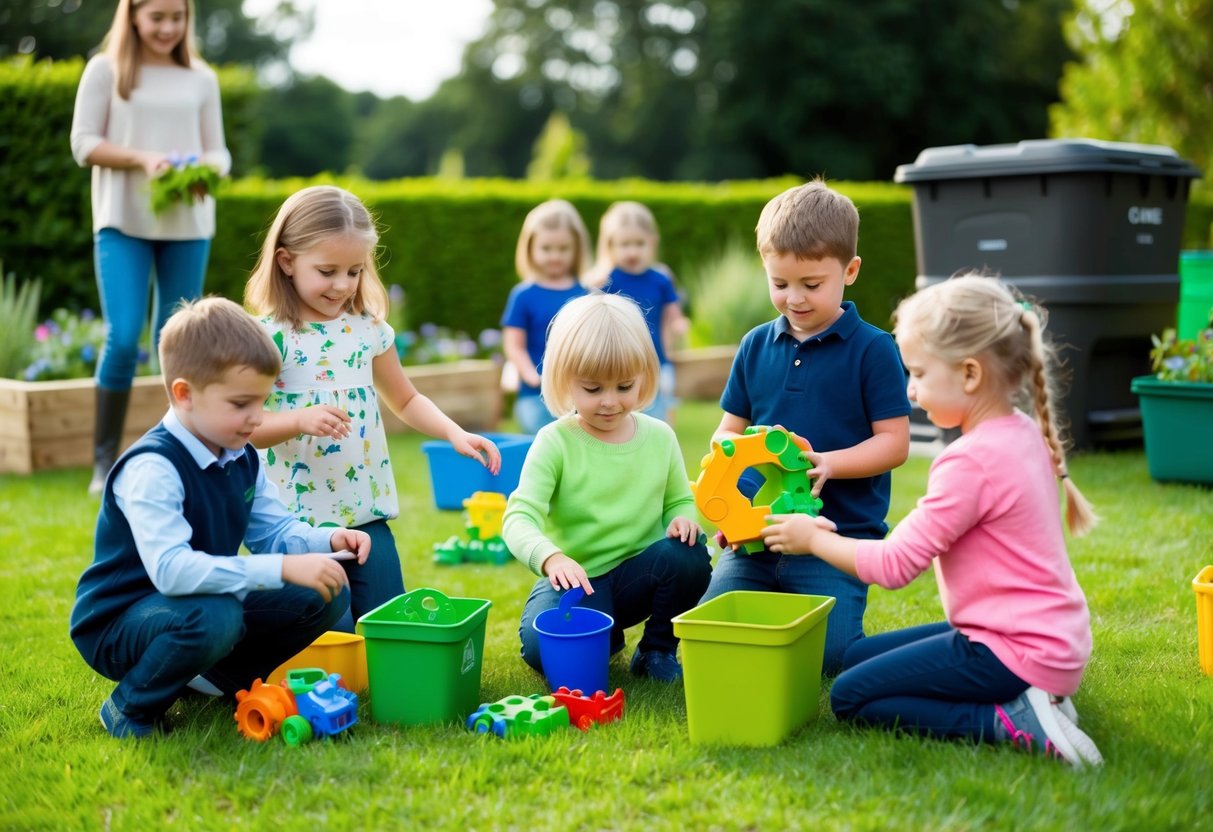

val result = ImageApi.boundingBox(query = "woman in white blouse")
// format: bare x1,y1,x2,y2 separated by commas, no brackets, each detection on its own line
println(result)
70,0,230,495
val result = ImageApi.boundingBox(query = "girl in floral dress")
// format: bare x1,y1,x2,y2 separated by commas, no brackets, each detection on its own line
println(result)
245,185,501,629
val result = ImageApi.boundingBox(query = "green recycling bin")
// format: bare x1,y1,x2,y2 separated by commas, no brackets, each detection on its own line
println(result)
1179,250,1213,338
357,587,491,726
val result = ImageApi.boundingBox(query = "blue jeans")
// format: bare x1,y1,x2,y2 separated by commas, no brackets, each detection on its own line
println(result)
94,228,210,390
514,394,557,435
830,621,1028,742
700,549,869,676
518,535,711,672
88,585,348,729
332,518,406,632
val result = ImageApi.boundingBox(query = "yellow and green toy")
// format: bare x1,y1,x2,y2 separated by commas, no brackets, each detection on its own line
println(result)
433,491,512,565
691,425,822,547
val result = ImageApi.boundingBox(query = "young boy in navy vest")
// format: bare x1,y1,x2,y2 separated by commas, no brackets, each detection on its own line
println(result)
70,297,370,739
699,180,912,675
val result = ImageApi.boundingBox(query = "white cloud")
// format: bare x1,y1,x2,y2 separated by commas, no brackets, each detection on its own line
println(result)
246,0,493,100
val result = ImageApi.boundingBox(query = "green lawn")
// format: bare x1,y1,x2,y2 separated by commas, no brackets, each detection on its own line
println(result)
3,400,1211,830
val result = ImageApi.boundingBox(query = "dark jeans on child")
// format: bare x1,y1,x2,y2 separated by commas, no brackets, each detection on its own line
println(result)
830,621,1030,742
331,518,406,633
518,536,711,672
90,585,348,729
700,548,869,676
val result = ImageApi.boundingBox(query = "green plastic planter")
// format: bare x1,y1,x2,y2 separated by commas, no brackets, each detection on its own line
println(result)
1131,375,1213,485
357,588,491,726
672,591,835,746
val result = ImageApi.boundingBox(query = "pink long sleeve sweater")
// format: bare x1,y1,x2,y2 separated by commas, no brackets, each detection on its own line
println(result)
854,411,1091,695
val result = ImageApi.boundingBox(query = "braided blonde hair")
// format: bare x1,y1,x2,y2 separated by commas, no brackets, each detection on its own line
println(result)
893,274,1097,536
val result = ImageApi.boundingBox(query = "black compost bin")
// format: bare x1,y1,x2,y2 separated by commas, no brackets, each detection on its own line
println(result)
895,139,1202,449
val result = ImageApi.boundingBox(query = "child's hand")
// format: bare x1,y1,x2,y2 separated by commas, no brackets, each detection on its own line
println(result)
139,150,171,177
804,449,831,497
281,554,350,602
760,513,838,555
542,553,593,594
667,516,702,544
295,405,352,440
523,368,542,388
329,528,371,564
452,431,502,475
714,529,744,553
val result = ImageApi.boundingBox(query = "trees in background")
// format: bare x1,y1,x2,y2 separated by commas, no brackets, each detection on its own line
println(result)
1050,0,1213,184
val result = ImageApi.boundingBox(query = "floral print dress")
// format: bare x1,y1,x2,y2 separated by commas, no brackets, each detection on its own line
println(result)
259,313,398,528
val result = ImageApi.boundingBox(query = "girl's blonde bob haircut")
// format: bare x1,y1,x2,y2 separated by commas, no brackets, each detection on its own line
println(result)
540,293,660,418
514,199,592,281
244,185,389,329
103,0,202,100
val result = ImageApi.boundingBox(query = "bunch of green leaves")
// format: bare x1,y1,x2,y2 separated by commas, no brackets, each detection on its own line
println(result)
149,160,222,215
1149,325,1213,383
0,266,40,378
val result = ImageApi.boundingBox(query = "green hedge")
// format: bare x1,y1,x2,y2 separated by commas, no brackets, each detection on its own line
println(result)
0,57,259,312
206,177,918,336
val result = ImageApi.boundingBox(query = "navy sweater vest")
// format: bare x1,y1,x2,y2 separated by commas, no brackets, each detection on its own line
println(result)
70,424,258,663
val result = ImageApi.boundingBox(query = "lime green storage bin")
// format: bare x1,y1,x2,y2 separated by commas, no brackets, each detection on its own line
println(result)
356,588,492,726
1179,250,1213,338
672,591,835,746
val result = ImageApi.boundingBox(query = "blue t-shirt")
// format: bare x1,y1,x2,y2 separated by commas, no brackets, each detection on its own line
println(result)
720,302,911,539
501,281,588,398
602,267,679,365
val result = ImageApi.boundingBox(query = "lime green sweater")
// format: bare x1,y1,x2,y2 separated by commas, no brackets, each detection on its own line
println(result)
503,413,698,577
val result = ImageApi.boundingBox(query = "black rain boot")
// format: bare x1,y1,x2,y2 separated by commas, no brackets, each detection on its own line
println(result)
88,386,131,497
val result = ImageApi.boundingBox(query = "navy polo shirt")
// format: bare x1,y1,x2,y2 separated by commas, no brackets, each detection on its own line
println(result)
720,301,910,539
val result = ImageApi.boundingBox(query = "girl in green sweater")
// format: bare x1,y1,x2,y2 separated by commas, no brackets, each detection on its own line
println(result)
502,293,712,682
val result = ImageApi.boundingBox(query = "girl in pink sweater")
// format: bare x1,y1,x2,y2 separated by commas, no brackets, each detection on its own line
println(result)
761,274,1103,767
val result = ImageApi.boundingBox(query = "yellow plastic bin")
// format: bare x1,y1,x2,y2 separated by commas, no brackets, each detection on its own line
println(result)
266,631,369,692
672,591,835,746
356,588,491,726
1193,566,1213,676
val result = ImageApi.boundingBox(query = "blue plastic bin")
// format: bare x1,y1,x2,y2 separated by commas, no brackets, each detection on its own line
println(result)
422,432,534,510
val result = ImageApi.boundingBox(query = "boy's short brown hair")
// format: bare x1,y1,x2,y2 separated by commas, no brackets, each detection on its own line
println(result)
756,178,859,264
158,297,281,395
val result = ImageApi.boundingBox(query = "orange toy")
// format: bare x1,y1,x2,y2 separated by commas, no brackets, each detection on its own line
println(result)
690,425,821,546
234,678,298,741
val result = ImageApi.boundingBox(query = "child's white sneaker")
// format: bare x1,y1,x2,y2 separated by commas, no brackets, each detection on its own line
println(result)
994,687,1103,768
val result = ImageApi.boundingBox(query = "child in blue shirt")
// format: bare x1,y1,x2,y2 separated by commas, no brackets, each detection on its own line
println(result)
70,298,369,739
699,180,912,675
588,201,686,424
501,199,591,433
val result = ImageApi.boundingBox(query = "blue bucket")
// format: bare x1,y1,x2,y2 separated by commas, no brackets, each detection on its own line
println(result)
533,587,613,694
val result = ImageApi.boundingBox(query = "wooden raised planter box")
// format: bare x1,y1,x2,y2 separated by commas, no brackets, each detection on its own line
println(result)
672,345,737,400
0,360,503,475
0,375,167,475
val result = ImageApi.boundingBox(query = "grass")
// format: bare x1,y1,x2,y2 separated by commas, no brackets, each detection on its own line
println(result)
2,400,1212,830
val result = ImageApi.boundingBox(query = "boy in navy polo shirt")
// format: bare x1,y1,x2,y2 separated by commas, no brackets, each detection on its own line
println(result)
70,298,371,739
699,180,911,675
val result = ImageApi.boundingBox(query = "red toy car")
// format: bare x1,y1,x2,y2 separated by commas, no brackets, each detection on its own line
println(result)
550,686,625,731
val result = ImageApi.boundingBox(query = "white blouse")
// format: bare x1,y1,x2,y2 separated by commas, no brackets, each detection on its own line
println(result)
70,54,231,240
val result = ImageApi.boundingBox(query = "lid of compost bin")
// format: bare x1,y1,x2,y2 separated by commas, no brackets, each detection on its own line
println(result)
894,139,1202,183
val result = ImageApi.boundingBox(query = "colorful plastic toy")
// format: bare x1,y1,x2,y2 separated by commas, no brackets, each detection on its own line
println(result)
465,694,570,738
235,668,358,745
433,491,513,565
550,687,626,731
690,425,823,546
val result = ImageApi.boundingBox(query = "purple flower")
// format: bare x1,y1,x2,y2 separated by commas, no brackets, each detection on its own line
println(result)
389,284,405,304
34,324,50,342
81,309,96,321
1163,356,1187,372
478,328,502,349
419,322,439,339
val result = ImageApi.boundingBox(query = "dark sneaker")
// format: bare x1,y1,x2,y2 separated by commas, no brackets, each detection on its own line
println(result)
994,687,1102,768
629,648,683,682
99,695,159,739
